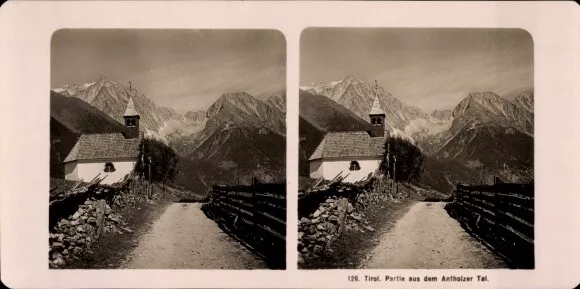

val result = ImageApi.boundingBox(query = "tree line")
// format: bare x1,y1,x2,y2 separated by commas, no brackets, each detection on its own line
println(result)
134,137,179,188
134,135,425,188
379,136,425,183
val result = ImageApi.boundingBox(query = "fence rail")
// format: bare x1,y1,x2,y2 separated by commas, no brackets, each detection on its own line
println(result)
446,182,534,269
49,174,134,229
298,172,377,218
201,183,286,269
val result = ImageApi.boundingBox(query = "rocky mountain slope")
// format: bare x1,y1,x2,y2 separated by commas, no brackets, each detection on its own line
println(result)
173,92,286,155
184,110,206,122
450,91,533,136
52,77,203,142
301,75,534,188
514,89,534,114
184,92,287,185
430,91,534,183
204,92,286,136
430,109,453,121
301,75,452,144
51,76,287,191
266,91,287,113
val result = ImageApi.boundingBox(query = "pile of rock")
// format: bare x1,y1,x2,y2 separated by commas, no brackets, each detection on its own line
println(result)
298,196,374,261
49,196,135,268
355,190,397,208
352,178,411,208
111,191,142,209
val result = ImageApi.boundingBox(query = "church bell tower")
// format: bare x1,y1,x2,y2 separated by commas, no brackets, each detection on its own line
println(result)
369,80,386,138
123,86,140,139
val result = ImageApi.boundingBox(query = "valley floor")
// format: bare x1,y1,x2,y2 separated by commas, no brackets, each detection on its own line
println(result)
360,202,507,269
119,203,267,269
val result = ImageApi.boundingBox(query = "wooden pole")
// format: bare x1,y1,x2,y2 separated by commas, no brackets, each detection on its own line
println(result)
148,156,152,199
94,200,106,240
393,156,397,195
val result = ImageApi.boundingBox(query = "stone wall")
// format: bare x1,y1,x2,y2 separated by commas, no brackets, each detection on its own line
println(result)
49,179,151,268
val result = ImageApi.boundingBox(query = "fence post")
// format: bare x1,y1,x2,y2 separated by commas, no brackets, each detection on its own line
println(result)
493,188,499,247
251,185,258,245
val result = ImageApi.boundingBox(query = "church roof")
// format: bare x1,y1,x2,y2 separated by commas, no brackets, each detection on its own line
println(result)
308,131,385,161
369,96,385,115
123,97,139,117
64,132,142,163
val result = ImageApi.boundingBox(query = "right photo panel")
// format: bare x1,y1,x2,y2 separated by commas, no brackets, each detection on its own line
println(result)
298,28,534,270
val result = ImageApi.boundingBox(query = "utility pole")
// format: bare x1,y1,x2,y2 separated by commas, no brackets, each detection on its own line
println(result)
236,166,239,186
148,156,152,199
387,140,390,179
393,156,397,195
141,142,145,183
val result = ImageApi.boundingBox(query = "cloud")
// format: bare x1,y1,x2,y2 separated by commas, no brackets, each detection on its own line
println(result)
51,29,286,113
301,28,533,112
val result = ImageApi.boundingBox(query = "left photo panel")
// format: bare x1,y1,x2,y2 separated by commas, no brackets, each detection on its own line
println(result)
49,29,287,269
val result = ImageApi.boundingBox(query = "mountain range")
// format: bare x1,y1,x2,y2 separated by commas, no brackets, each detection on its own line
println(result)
430,91,534,185
301,75,452,143
51,73,533,194
300,75,534,193
183,92,286,183
53,77,204,142
50,77,286,194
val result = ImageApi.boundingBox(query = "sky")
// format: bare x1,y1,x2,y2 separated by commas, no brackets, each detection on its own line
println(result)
52,29,286,113
300,28,533,112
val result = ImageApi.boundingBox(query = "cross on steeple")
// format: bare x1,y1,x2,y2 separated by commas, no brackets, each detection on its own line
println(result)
129,81,132,91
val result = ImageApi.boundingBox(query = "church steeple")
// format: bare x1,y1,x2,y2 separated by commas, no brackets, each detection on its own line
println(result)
369,80,386,138
123,87,140,139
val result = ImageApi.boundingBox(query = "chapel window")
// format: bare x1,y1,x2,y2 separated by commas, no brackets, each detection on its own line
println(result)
349,161,361,171
104,162,116,172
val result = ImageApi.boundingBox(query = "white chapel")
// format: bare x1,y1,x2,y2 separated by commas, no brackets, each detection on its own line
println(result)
308,95,389,183
64,97,143,184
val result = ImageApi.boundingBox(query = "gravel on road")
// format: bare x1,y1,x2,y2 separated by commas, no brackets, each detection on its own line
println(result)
360,202,507,269
121,203,267,269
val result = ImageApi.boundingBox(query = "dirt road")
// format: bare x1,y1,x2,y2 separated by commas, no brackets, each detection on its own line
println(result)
360,202,507,269
120,203,267,269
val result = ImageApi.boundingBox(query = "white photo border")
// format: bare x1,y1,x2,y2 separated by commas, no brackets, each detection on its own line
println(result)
1,1,579,288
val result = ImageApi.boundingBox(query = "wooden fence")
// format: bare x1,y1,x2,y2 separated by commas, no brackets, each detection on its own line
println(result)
446,182,534,269
201,183,286,269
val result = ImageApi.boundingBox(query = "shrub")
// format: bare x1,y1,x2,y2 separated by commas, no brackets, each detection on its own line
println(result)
379,136,425,183
134,138,179,188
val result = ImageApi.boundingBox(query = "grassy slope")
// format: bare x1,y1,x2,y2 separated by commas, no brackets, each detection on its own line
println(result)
299,90,371,133
418,156,482,195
